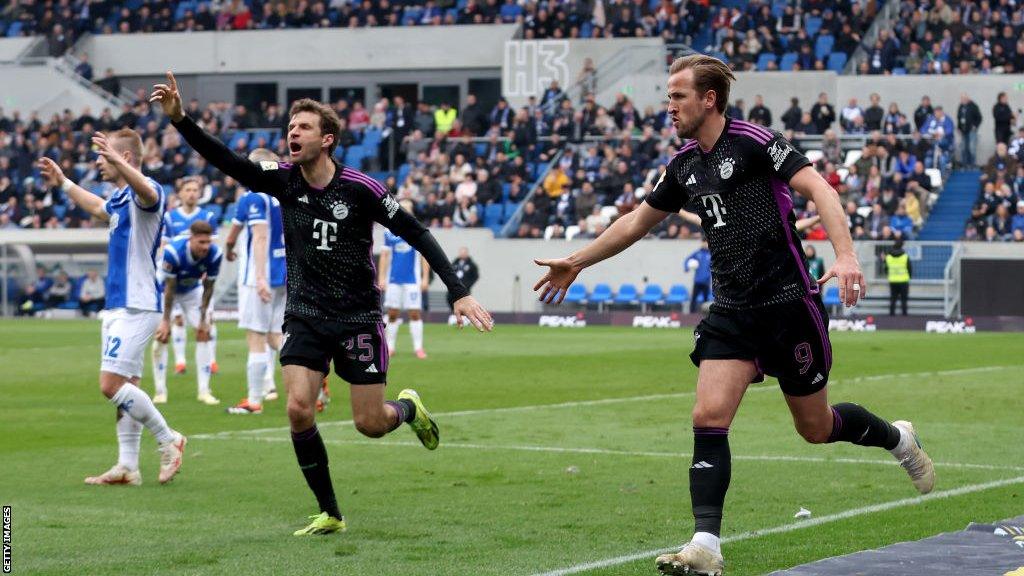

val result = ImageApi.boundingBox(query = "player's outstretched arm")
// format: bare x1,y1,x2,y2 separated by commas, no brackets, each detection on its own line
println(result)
534,202,669,304
152,71,285,195
92,132,159,208
36,157,109,222
789,166,864,306
154,279,177,343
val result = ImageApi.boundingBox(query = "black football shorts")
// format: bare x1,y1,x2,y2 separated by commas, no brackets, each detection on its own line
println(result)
280,313,388,385
690,294,832,396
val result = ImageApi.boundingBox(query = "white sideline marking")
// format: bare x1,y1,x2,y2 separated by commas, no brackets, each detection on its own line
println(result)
208,436,1024,473
191,365,1016,440
529,474,1024,576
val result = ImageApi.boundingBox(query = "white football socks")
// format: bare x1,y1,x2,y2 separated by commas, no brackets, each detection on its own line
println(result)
247,352,268,406
171,323,186,367
116,411,142,471
151,341,168,397
385,320,400,351
691,531,721,554
263,344,277,392
410,319,424,351
110,383,174,444
208,323,218,363
196,341,212,396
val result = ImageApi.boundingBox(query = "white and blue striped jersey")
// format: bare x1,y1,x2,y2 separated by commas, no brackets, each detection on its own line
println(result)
162,206,219,241
160,237,222,295
104,178,166,311
383,230,421,285
233,191,287,288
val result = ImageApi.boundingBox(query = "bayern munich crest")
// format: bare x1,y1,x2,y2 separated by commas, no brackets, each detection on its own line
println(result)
330,200,349,220
719,158,735,180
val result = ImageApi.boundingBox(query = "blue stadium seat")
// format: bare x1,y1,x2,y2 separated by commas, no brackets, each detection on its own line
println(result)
823,286,841,312
5,21,22,37
563,283,588,305
499,3,522,21
827,51,847,72
756,53,776,71
474,142,488,158
639,284,664,305
580,21,593,37
614,283,639,306
483,204,503,228
501,183,511,201
362,128,382,149
892,67,907,75
665,284,690,306
590,283,614,306
779,52,798,71
814,35,834,61
804,16,822,37
397,163,411,184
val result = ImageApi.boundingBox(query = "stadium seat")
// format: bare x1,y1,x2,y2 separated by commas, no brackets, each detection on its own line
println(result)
483,204,503,229
805,150,824,164
589,283,614,309
827,51,847,72
614,283,639,306
814,35,834,61
756,53,776,71
892,67,907,75
499,3,522,21
779,52,798,71
823,286,841,314
665,284,690,307
804,16,822,37
205,203,224,224
563,283,588,305
5,21,22,37
843,149,862,167
639,284,664,309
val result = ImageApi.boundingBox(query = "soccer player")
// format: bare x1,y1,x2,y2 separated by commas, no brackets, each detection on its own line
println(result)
160,177,221,377
37,130,187,486
533,55,934,576
224,148,288,414
153,72,492,535
152,220,222,405
378,200,431,358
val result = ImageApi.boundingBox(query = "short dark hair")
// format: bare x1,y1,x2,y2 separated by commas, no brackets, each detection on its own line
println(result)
288,98,342,155
189,220,213,236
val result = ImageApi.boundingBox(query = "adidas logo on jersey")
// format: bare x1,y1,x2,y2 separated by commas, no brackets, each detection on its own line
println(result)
365,365,378,373
691,461,714,469
298,195,310,204
812,372,824,384
686,174,697,186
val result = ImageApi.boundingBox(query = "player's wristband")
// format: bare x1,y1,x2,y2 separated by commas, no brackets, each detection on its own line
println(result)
61,178,74,192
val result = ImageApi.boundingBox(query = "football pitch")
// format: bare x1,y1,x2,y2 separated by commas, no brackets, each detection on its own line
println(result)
1,319,1022,576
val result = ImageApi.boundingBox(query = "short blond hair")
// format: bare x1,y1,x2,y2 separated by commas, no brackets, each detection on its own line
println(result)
668,54,736,114
248,148,280,163
110,128,144,167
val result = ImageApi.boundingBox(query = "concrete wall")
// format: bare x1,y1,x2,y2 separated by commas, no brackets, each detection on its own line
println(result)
502,38,664,108
731,71,1024,162
0,38,35,62
0,63,121,117
78,25,520,76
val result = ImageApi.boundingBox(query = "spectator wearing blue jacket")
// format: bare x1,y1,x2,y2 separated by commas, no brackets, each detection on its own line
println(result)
1011,200,1024,242
684,239,711,313
922,106,955,168
890,204,915,239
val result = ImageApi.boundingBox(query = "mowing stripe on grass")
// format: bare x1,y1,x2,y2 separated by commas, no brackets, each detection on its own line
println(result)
217,436,1024,473
192,365,1017,440
529,474,1024,576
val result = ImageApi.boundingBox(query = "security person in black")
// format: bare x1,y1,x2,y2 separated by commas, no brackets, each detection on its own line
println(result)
152,72,493,536
448,246,480,311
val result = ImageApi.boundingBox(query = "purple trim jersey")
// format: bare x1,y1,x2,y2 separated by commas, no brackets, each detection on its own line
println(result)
645,118,813,311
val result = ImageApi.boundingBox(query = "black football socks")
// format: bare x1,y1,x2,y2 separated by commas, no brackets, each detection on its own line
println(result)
827,403,901,449
291,425,342,519
690,427,732,536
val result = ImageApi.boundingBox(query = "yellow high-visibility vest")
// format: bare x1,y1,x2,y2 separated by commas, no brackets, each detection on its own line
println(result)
886,253,910,283
434,108,457,133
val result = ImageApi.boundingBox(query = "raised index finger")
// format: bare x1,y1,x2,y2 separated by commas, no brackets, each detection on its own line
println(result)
167,71,178,92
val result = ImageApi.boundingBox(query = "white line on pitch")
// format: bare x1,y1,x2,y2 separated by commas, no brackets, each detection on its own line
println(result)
529,474,1024,576
203,436,1024,473
191,365,1016,440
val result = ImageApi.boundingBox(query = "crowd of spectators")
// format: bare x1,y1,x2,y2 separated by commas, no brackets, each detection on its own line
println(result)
15,265,105,316
3,79,1021,242
0,0,702,50
862,0,1024,76
965,138,1024,241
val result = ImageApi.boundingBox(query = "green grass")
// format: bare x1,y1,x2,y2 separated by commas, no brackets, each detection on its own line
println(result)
1,319,1022,576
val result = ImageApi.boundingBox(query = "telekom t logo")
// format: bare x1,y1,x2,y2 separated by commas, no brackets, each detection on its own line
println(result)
702,194,727,228
312,218,338,251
